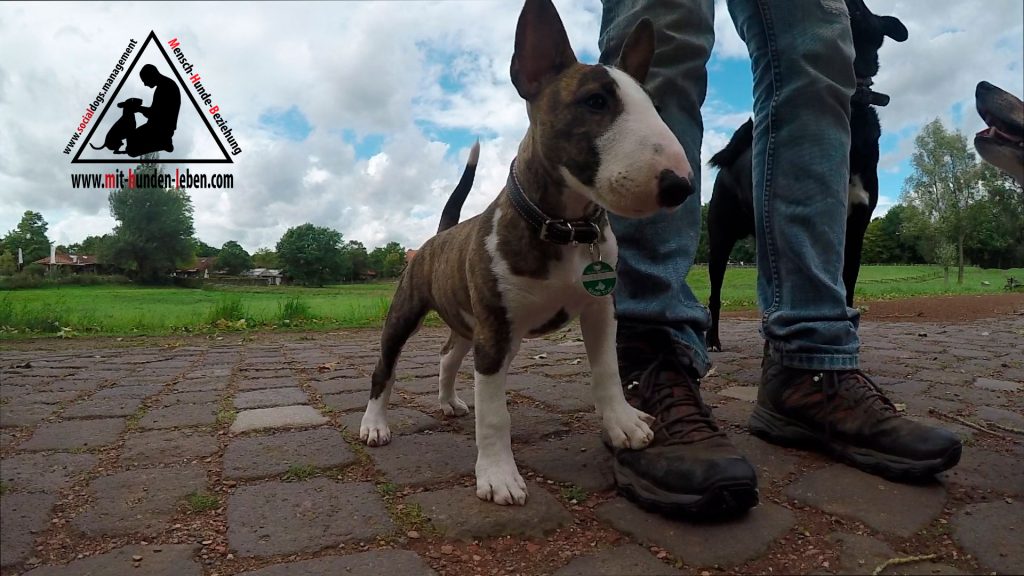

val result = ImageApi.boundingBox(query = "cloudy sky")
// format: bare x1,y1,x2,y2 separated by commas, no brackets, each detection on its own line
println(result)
1,1,1021,254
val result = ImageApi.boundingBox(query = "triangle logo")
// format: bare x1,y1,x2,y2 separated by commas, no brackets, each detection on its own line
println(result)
72,31,233,164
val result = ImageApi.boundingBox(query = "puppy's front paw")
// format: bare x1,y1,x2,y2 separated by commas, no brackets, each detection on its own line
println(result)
359,412,392,447
439,396,470,417
602,405,655,449
476,459,528,505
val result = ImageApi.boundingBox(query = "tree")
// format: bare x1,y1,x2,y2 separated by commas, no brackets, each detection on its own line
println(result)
276,223,345,286
2,211,50,263
217,241,253,275
0,251,15,275
964,163,1024,268
192,238,220,257
369,241,407,278
107,160,195,283
252,247,280,268
341,240,370,281
901,119,983,284
861,204,929,264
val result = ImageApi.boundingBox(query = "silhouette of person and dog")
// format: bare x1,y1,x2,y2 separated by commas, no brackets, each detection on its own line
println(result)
90,64,180,156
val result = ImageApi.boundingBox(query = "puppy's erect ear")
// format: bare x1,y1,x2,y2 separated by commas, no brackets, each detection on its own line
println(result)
510,0,577,100
616,18,655,85
881,15,908,42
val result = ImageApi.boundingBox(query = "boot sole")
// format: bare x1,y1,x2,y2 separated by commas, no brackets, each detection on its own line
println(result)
748,405,962,480
612,462,759,519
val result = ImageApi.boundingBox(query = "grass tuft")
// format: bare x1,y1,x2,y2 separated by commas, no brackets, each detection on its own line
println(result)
185,491,220,513
282,464,319,482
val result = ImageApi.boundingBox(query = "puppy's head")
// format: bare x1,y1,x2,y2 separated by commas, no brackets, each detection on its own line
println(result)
510,0,693,218
845,0,908,79
975,81,1024,185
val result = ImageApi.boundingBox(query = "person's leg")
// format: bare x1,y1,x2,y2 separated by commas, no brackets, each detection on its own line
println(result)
600,0,712,377
599,0,758,518
728,0,961,479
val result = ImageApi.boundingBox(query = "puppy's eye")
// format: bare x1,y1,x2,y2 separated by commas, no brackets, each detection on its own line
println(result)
583,93,608,111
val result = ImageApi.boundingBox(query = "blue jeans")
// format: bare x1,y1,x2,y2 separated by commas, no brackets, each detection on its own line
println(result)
599,0,860,373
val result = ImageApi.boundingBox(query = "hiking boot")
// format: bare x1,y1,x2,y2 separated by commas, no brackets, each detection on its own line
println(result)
608,325,758,518
749,345,962,480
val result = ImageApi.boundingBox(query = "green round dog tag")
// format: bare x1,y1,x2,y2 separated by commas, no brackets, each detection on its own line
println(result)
581,260,616,296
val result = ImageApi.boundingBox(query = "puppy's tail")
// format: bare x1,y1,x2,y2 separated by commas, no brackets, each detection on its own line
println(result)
89,143,104,150
709,118,753,169
437,140,480,234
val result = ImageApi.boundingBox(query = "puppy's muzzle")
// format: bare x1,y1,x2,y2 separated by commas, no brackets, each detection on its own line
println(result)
657,169,695,208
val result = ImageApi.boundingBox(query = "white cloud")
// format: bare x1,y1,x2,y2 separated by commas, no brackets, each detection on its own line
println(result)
0,0,1021,253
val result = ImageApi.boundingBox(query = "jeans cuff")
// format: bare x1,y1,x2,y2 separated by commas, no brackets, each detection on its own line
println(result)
767,342,859,371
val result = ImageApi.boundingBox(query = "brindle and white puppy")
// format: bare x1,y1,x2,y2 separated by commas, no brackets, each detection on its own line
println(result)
359,0,694,505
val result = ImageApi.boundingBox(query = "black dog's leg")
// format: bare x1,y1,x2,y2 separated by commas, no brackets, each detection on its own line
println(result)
843,203,872,308
707,198,743,352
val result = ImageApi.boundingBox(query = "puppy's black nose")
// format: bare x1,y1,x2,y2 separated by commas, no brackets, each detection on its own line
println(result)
657,169,694,208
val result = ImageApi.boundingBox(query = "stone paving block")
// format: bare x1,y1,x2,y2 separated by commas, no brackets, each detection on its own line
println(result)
398,365,440,379
509,405,569,443
1,493,57,567
976,405,1024,429
1,453,96,493
234,387,308,410
553,544,684,576
0,431,16,449
1,390,80,405
236,550,437,576
784,465,946,537
410,482,572,541
237,376,300,391
230,405,327,434
90,383,164,399
311,377,365,395
369,432,476,486
338,407,441,436
708,399,752,427
952,500,1023,575
21,418,125,451
973,377,1021,392
939,447,1024,494
23,544,201,576
62,396,143,419
396,376,442,394
928,383,1010,407
730,433,809,485
72,466,207,536
223,428,355,479
517,434,614,491
172,378,229,393
138,405,217,429
829,532,961,575
595,498,795,567
0,404,56,428
227,480,393,557
513,375,593,413
719,386,758,402
155,389,223,407
38,379,104,393
411,393,476,414
322,391,368,412
120,429,220,468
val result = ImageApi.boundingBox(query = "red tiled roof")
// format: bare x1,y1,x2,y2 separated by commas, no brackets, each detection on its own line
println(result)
33,252,98,266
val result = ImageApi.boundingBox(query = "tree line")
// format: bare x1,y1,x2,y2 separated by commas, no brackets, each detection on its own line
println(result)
0,158,408,286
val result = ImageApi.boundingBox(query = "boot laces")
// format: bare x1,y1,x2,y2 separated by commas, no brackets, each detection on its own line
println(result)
625,353,724,445
818,369,898,440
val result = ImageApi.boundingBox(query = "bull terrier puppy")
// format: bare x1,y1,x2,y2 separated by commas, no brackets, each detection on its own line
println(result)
360,0,695,505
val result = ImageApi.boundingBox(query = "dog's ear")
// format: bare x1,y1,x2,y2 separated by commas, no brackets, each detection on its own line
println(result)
616,18,655,85
880,15,908,42
510,0,577,100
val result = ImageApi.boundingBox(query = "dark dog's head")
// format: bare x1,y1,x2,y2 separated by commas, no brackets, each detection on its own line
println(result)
510,0,693,217
845,0,908,80
117,97,143,111
976,81,1024,186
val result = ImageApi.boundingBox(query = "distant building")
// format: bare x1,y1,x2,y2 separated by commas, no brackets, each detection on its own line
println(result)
175,257,218,279
34,252,99,274
242,268,284,285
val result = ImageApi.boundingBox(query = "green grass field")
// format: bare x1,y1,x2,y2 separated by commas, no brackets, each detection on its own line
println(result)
1,265,1021,339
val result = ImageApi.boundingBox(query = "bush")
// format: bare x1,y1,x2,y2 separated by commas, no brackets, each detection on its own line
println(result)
206,296,248,324
173,277,204,289
278,296,313,323
0,274,130,290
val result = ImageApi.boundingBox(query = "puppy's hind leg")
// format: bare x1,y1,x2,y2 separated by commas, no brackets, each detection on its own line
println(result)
438,332,471,416
360,281,428,447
